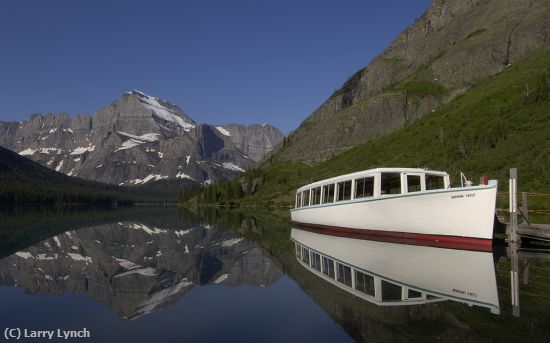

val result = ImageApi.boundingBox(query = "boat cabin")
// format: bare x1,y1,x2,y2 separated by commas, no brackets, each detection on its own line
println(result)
295,168,450,209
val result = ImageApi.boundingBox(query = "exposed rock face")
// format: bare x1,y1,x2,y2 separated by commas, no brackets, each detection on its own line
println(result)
216,123,284,162
0,91,283,185
273,0,550,162
0,221,283,319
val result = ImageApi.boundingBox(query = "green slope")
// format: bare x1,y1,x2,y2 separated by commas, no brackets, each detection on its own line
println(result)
183,53,550,211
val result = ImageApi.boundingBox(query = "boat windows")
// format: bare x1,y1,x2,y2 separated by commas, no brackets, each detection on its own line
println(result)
301,247,310,264
311,252,321,272
355,176,374,199
426,174,445,190
407,175,421,193
322,184,335,204
336,262,352,287
295,243,301,259
381,280,402,302
296,193,302,208
311,187,322,205
322,256,335,279
302,189,310,207
355,270,375,296
381,173,402,195
407,289,422,299
336,180,352,201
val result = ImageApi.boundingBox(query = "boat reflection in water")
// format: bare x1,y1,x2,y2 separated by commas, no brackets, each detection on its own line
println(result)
291,227,500,314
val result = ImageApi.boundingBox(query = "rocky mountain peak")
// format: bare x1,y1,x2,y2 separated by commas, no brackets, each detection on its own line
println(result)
0,91,284,186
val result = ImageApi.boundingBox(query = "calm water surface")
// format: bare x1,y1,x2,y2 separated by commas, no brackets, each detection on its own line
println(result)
0,207,549,342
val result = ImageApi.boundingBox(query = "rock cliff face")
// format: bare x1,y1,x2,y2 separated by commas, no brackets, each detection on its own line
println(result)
0,90,283,185
218,123,284,162
0,221,283,319
273,0,550,162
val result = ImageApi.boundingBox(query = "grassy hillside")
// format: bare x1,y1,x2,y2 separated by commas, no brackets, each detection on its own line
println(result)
183,53,550,212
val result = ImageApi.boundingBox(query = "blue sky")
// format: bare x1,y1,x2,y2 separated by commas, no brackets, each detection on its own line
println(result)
0,0,431,133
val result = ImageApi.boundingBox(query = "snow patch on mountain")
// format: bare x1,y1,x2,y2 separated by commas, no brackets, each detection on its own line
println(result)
70,146,95,155
115,132,160,152
19,148,37,156
221,162,245,172
133,278,192,318
221,237,244,247
39,148,63,155
15,251,33,259
117,131,160,142
174,229,192,237
176,171,195,181
127,174,168,185
215,126,231,136
114,267,157,278
67,253,92,263
126,223,167,235
115,257,141,270
214,274,229,284
133,90,195,132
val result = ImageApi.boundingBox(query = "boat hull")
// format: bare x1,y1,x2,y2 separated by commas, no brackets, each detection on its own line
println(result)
291,185,497,245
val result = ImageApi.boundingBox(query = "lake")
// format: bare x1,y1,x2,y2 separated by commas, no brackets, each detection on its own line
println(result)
0,207,549,342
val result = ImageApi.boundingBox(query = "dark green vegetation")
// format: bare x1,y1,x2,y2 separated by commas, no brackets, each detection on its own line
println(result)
184,53,550,212
465,28,488,39
387,79,447,99
0,146,196,204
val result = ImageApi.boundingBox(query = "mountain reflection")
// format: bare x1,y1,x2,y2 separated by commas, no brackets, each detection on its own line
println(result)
291,228,500,314
0,221,283,319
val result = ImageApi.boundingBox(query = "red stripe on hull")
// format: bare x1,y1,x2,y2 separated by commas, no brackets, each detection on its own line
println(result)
292,222,493,252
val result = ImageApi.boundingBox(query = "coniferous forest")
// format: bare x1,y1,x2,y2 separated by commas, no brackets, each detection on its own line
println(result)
0,146,195,204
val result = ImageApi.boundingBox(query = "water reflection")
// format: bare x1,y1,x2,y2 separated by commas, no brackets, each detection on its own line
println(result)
2,207,550,342
291,227,500,314
0,220,283,319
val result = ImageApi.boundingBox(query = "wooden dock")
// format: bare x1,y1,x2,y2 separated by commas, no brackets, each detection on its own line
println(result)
501,168,550,243
506,223,550,242
505,245,550,261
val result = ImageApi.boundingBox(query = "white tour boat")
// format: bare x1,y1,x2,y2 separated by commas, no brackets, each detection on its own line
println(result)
290,168,498,250
291,228,500,313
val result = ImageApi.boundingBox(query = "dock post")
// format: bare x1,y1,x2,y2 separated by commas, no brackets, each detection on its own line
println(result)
510,241,521,317
509,168,519,242
521,192,529,223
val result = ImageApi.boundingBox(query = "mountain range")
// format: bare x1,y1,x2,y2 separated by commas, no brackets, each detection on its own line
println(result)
0,90,284,186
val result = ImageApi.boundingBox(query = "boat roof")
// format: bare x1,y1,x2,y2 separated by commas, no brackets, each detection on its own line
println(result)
296,167,448,192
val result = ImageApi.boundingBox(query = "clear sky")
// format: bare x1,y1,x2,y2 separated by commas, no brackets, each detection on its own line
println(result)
0,0,431,133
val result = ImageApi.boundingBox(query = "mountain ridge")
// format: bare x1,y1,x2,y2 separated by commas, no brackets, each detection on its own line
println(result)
271,0,550,163
0,90,284,186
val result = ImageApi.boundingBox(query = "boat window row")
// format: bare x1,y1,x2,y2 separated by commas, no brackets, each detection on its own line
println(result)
294,242,422,302
296,172,446,208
